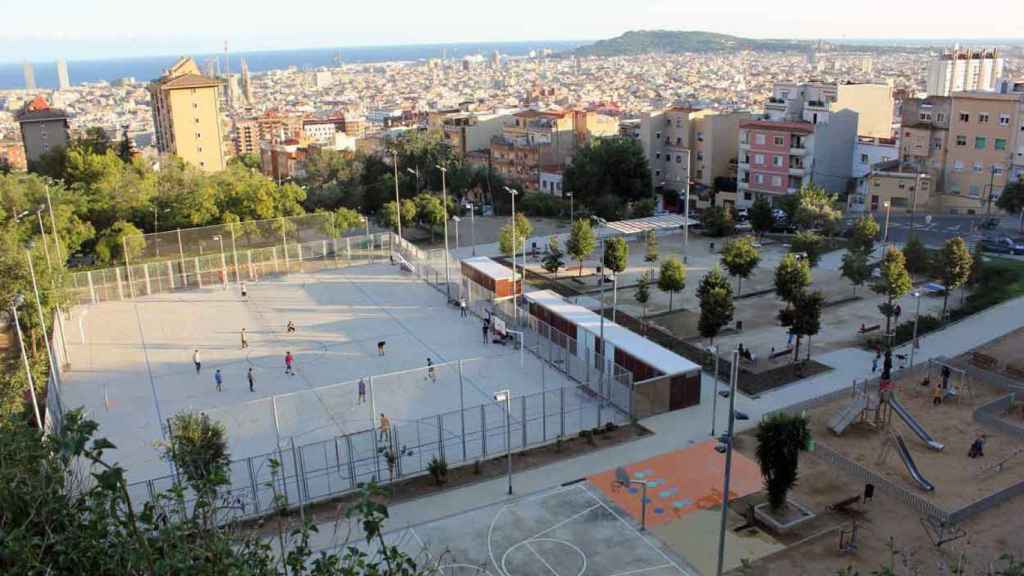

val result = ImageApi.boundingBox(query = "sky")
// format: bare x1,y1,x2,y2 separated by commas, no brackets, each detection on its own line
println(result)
1,0,1022,62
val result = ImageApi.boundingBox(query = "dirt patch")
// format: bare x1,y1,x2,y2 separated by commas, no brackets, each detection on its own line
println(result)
967,327,1024,381
244,421,651,537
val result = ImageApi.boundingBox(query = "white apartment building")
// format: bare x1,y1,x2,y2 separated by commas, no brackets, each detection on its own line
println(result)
303,118,342,146
926,47,1004,97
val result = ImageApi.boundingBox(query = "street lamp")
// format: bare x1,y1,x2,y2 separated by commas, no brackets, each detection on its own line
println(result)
566,191,574,223
882,200,892,245
715,349,742,576
452,215,461,251
436,164,451,302
406,167,421,194
9,295,42,430
707,345,721,436
153,207,170,256
467,202,477,256
909,291,922,368
35,206,52,270
682,148,692,260
392,149,402,240
494,389,513,495
504,186,519,321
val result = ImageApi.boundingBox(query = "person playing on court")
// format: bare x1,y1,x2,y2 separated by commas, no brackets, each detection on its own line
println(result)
377,341,386,356
358,378,366,404
214,369,223,392
240,328,248,349
426,358,435,381
482,322,489,343
241,282,247,299
247,367,255,392
378,413,390,442
193,349,201,374
285,351,295,375
286,321,296,334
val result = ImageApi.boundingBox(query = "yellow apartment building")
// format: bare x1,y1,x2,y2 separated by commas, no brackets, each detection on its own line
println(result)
149,57,226,172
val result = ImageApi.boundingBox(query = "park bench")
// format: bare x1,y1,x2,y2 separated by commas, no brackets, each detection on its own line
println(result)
769,347,793,360
826,494,862,513
858,324,881,335
971,351,998,371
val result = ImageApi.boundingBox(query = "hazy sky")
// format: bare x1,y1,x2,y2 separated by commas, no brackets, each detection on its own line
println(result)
1,0,1021,62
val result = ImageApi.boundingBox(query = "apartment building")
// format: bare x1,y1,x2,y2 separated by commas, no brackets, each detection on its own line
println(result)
442,111,513,158
943,91,1018,213
834,82,895,139
995,79,1024,182
848,160,931,215
15,95,69,164
260,139,307,182
926,47,1004,97
303,118,345,146
232,117,260,157
0,138,28,171
148,57,226,172
737,120,815,207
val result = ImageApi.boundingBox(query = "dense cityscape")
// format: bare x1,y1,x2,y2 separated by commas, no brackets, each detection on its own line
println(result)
3,20,1024,576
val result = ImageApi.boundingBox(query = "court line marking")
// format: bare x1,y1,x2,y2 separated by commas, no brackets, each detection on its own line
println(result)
609,564,677,576
525,541,562,576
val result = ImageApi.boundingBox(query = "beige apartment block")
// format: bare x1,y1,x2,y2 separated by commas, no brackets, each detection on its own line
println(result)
693,111,752,189
149,57,226,172
849,160,932,215
943,91,1019,213
835,82,895,139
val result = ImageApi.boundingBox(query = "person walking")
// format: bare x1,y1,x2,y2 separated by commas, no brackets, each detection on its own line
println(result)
240,328,248,349
358,377,367,404
286,321,296,334
460,298,467,317
378,413,390,442
247,367,255,392
241,281,248,299
482,322,489,343
426,358,435,382
872,350,880,373
933,383,943,405
193,349,202,374
377,341,386,356
214,369,223,392
285,351,295,376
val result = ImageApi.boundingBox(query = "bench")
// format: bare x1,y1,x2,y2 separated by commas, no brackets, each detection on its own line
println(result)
826,495,862,513
769,347,793,360
971,351,998,370
858,324,881,335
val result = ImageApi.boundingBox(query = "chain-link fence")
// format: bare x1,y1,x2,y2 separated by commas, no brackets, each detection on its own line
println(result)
66,213,388,305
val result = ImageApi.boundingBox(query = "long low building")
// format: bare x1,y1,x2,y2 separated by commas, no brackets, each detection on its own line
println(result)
461,256,520,304
524,290,702,417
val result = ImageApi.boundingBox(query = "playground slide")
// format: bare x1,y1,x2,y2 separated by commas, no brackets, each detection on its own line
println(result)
828,396,867,435
889,396,945,451
894,432,935,492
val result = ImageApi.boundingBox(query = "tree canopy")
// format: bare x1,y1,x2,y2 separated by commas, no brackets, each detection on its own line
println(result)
658,256,687,311
566,219,596,276
697,266,735,344
562,137,653,221
720,236,760,295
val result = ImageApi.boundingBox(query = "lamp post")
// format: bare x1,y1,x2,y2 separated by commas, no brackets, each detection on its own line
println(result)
468,202,477,256
909,291,922,368
504,186,519,322
882,200,892,245
10,295,42,430
566,192,574,223
715,349,741,576
683,148,691,260
406,167,421,195
452,215,461,251
494,389,513,495
392,149,402,240
34,207,52,270
436,164,451,302
708,345,720,436
153,207,169,256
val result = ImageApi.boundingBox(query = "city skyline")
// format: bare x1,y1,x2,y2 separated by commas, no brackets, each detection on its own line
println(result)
2,0,1023,62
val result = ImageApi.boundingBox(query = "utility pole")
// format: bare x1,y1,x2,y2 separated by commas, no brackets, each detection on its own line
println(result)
715,349,741,576
392,150,402,240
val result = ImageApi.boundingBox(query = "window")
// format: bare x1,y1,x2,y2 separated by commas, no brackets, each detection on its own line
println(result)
959,112,970,122
696,151,704,161
755,134,766,145
956,135,966,146
950,183,961,195
936,113,945,122
975,137,987,150
772,155,783,167
655,152,661,160
697,132,704,142
773,136,784,146
860,153,869,164
995,138,1007,151
193,103,199,110
771,175,782,187
744,192,752,201
195,132,202,139
675,137,682,145
979,113,990,123
1000,114,1010,126
755,174,765,184
655,131,661,140
919,112,932,121
755,154,765,165
655,170,661,177
898,182,906,189
953,160,964,172
994,164,1005,175
873,179,881,187
973,161,984,173
675,155,682,164
969,185,980,197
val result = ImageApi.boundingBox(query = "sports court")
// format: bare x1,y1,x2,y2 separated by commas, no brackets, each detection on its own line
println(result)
373,483,692,576
60,261,594,485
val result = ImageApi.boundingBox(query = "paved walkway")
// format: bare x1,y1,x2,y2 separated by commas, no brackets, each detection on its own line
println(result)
303,288,1024,554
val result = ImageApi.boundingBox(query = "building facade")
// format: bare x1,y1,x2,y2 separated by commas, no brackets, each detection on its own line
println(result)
926,47,1004,97
943,91,1018,213
16,96,69,165
848,160,931,215
737,120,814,207
148,57,226,172
56,59,70,91
442,111,512,158
0,139,28,171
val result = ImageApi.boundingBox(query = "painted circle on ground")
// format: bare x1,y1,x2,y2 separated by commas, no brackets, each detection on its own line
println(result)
501,538,586,576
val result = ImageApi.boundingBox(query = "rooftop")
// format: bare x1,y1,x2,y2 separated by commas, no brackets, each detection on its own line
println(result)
461,256,515,280
740,119,814,134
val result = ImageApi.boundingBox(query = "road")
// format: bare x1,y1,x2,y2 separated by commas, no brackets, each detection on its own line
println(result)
872,213,1023,248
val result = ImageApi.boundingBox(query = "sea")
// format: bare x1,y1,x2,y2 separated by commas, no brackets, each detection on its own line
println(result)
0,41,585,91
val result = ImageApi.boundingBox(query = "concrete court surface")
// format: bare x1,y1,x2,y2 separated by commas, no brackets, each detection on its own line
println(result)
61,262,582,483
369,482,692,576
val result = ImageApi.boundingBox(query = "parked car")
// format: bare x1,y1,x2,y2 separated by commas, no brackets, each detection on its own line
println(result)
980,236,1024,255
979,217,1000,230
735,208,750,223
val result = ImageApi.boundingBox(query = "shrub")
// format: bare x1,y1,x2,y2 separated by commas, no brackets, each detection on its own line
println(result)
427,455,448,485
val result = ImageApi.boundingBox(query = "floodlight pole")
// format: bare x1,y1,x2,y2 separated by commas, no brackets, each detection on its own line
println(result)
683,148,691,261
437,164,451,302
495,390,513,495
910,291,921,368
716,349,740,576
392,149,402,240
11,297,42,430
505,187,519,322
709,345,720,436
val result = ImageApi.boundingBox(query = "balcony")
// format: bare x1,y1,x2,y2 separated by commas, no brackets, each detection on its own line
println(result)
789,146,807,156
788,167,805,177
739,141,751,151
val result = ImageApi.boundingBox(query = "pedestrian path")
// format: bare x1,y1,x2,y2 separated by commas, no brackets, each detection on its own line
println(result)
301,292,1024,555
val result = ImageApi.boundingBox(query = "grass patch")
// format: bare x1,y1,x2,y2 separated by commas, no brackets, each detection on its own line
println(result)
954,257,1024,318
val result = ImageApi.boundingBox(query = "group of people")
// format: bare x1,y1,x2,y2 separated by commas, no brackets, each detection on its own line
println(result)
192,319,301,394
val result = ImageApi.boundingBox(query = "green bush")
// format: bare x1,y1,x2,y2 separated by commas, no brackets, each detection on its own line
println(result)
427,455,448,485
517,191,569,218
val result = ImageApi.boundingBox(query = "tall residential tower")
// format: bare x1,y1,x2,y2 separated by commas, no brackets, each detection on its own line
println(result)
148,57,226,172
926,47,1004,96
56,59,70,90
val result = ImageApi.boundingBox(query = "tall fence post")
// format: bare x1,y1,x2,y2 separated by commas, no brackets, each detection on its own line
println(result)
177,228,187,287
280,217,290,271
194,257,203,288
143,264,152,295
346,237,351,261
230,222,240,285
521,396,527,448
272,247,279,273
166,261,175,290
481,404,487,457
115,268,124,300
87,271,96,304
247,456,260,514
459,360,466,460
560,387,566,438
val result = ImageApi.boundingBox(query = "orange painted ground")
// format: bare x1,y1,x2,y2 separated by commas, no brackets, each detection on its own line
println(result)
589,440,763,528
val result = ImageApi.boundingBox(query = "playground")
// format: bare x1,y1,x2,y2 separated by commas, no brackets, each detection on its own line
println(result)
59,261,591,485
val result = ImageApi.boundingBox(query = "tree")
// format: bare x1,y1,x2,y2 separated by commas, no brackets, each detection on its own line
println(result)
701,205,735,237
778,289,824,361
562,136,653,220
749,196,774,237
499,212,533,257
635,272,651,335
901,235,930,276
848,215,880,255
163,412,230,489
720,237,760,295
644,229,658,269
414,192,445,242
969,241,985,287
566,218,596,276
116,131,135,163
697,267,735,345
603,236,629,320
937,237,973,318
774,253,812,305
658,256,687,311
755,412,811,512
996,176,1024,231
793,184,841,234
789,230,824,267
840,249,871,296
542,235,564,274
94,220,145,264
872,247,913,341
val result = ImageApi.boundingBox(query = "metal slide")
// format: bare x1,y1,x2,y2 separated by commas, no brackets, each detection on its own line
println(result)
889,396,944,451
894,432,935,492
828,396,867,435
